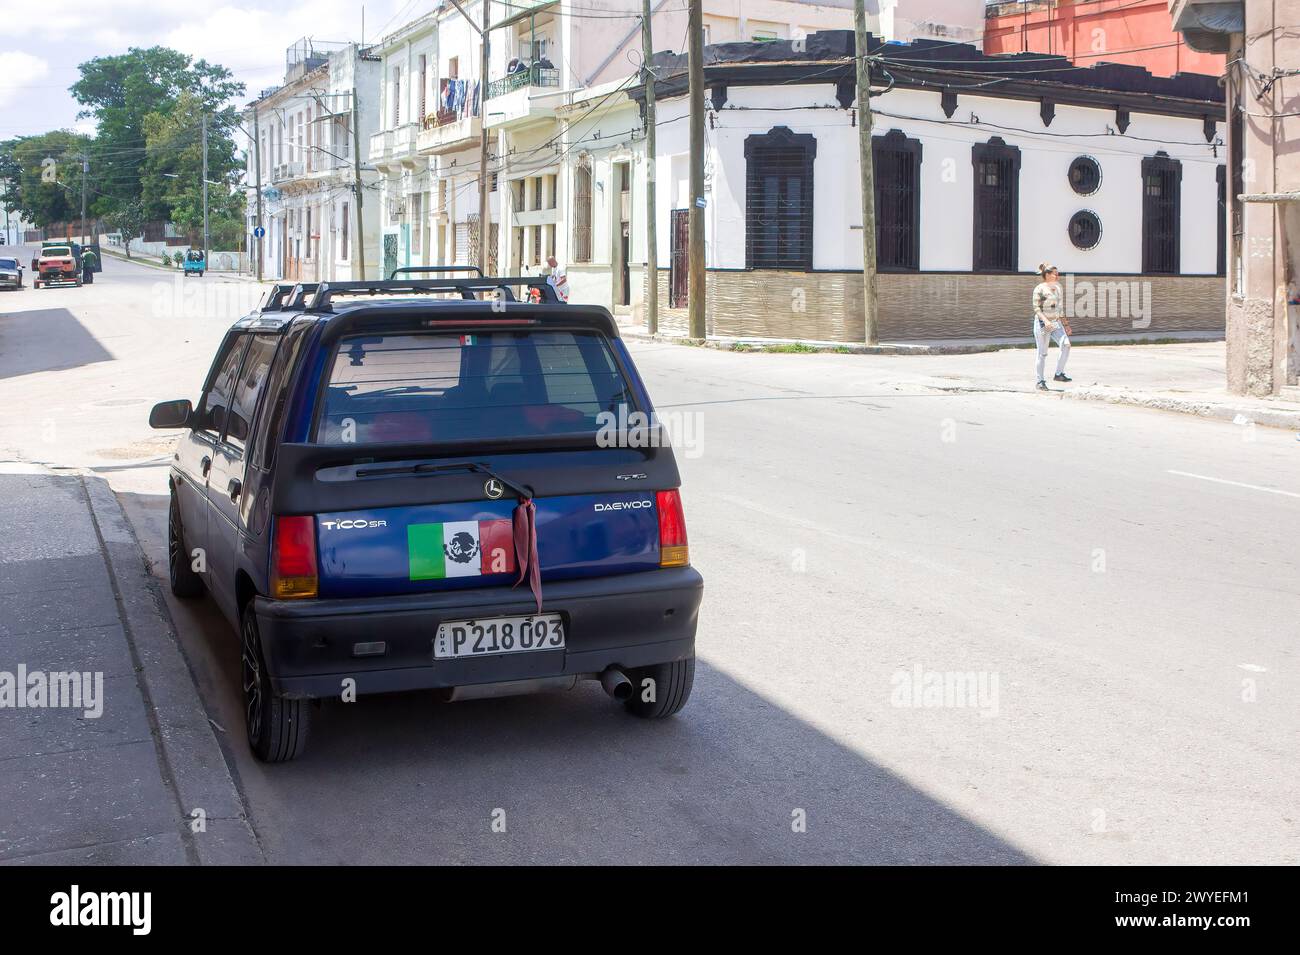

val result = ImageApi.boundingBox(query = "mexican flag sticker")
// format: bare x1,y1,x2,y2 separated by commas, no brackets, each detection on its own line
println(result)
408,519,515,580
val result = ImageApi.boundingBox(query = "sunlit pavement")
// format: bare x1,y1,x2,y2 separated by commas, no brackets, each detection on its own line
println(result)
2,249,1296,864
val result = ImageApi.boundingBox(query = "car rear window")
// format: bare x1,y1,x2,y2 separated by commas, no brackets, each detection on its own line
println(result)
43,247,72,256
315,329,633,445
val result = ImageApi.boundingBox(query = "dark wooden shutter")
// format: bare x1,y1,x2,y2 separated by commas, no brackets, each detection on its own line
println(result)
873,129,922,271
669,209,689,308
1216,164,1226,277
1142,152,1181,274
744,127,816,270
971,137,1021,272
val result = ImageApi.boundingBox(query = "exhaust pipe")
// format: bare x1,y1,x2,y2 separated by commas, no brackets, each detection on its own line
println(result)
599,666,633,702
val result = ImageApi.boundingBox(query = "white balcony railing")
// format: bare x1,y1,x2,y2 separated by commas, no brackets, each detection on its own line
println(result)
368,130,393,163
417,114,481,155
272,160,304,182
391,122,419,157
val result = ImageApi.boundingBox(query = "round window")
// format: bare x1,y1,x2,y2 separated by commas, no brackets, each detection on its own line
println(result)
1068,156,1102,196
1068,210,1102,251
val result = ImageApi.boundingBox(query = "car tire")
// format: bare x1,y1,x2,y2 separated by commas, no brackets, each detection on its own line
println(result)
167,491,205,598
624,655,694,719
241,604,310,763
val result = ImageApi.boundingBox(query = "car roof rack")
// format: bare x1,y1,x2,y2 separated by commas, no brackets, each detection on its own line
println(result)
285,282,321,309
260,283,298,311
306,276,560,310
388,264,483,279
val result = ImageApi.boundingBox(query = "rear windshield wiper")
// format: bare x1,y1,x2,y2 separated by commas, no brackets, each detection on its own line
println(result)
354,459,533,499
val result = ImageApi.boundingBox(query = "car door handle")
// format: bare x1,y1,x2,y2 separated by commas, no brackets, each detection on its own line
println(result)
228,478,242,502
200,455,211,477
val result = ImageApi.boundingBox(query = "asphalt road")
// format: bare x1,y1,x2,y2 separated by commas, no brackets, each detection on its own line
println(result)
2,248,1296,864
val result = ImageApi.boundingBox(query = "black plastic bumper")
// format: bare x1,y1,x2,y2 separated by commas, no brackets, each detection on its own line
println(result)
254,566,703,698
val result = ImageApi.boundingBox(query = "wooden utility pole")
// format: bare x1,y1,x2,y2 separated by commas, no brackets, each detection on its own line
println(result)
854,0,879,345
351,84,367,279
686,0,705,338
201,113,210,257
642,0,658,334
253,105,264,281
478,0,492,273
79,154,88,245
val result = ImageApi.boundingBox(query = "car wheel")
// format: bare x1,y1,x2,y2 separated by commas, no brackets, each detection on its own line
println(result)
241,604,310,763
168,491,204,598
624,655,694,719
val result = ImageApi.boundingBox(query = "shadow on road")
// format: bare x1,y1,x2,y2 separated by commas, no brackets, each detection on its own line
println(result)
0,308,114,380
115,485,1036,866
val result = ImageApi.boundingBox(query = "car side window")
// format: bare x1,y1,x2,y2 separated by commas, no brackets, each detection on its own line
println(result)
198,335,248,437
224,334,279,453
253,324,308,470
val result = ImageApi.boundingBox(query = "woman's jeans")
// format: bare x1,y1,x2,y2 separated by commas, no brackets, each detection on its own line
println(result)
1034,318,1069,381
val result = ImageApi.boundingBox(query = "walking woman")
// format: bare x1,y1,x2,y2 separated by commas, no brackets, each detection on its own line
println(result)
1032,263,1071,390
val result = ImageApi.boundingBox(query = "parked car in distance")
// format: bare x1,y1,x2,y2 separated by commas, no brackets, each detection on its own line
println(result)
149,276,703,762
0,256,23,290
34,245,80,288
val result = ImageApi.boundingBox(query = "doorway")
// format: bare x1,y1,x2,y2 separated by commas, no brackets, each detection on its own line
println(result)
669,208,689,308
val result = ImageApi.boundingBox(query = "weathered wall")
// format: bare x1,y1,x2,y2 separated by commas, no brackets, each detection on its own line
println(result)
645,268,1225,341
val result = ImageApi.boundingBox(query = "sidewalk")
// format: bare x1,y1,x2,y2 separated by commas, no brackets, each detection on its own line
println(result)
0,463,261,865
624,326,1300,431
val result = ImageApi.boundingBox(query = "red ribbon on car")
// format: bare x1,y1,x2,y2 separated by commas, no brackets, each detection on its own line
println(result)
512,498,542,613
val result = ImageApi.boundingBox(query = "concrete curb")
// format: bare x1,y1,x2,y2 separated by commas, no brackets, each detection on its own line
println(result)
919,382,1300,430
81,476,264,865
1062,387,1300,430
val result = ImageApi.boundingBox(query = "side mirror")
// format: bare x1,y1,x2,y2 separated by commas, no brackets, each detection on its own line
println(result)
149,399,193,429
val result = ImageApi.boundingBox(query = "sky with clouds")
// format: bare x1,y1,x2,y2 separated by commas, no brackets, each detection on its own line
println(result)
0,1,414,139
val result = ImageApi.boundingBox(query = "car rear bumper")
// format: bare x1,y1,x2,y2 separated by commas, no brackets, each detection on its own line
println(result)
254,566,703,698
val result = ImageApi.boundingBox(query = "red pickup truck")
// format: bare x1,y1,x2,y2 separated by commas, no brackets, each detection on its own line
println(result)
34,245,81,288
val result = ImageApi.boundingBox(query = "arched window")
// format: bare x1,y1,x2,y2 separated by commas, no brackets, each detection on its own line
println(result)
745,126,817,270
872,129,923,271
1142,151,1181,274
572,161,592,263
971,137,1021,272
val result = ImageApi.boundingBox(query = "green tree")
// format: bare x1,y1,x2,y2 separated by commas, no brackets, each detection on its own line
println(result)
140,90,245,246
104,198,146,258
1,132,91,227
69,47,244,219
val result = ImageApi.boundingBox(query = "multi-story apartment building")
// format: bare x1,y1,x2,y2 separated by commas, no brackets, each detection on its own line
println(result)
243,39,382,282
371,13,440,278
363,1,862,302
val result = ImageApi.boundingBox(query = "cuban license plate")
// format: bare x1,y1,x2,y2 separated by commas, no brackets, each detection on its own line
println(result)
434,614,565,660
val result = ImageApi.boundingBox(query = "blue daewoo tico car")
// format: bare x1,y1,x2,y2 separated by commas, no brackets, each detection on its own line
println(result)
150,277,702,762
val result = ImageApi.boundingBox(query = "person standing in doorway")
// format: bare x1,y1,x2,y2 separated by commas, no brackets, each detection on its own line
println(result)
1033,263,1070,390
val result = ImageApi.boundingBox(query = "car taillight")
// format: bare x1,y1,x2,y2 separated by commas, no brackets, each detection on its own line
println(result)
656,489,689,568
271,516,318,598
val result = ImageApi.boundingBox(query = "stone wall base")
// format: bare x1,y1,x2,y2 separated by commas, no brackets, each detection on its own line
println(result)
646,269,1226,342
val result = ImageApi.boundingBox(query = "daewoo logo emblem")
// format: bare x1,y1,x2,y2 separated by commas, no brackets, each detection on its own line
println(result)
484,478,505,500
